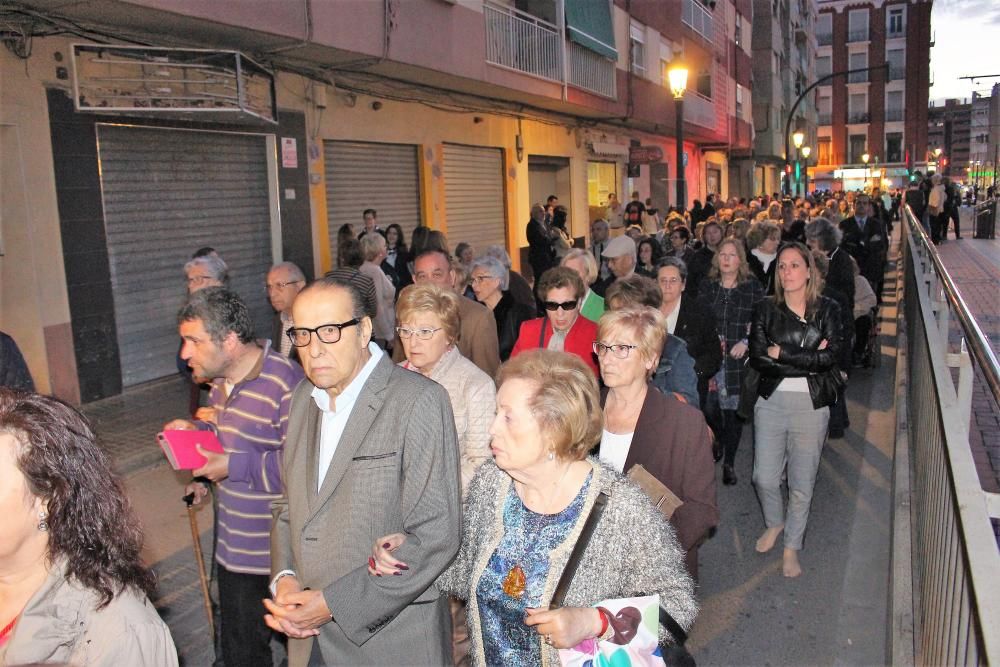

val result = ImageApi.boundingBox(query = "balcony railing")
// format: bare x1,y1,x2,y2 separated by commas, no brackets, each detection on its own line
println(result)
682,0,714,43
886,108,904,122
683,91,716,129
567,41,616,99
889,65,906,80
817,32,833,46
818,112,832,125
848,70,869,83
848,111,870,123
848,28,869,42
483,2,561,82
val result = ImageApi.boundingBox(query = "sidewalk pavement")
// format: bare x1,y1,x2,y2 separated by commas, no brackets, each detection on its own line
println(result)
935,235,1000,495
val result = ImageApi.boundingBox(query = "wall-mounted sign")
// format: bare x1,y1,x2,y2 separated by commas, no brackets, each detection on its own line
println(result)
628,145,664,164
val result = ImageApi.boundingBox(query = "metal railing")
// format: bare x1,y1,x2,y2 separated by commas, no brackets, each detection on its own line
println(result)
483,1,561,82
848,111,870,123
817,112,832,125
848,70,869,83
894,204,1000,665
848,28,869,42
889,65,906,80
567,41,616,98
682,0,714,42
886,108,904,122
817,31,833,46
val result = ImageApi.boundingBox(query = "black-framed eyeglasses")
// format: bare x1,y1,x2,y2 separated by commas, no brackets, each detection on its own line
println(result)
592,342,638,359
286,319,359,347
542,300,579,311
396,326,443,340
266,280,303,292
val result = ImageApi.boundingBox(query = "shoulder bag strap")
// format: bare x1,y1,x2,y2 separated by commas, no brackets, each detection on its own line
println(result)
549,491,608,608
537,316,548,349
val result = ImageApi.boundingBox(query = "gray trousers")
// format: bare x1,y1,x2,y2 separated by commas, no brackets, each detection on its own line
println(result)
752,389,830,550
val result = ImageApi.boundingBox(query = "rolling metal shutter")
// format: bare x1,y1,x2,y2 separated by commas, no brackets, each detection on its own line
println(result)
442,144,507,253
97,125,275,387
324,141,421,265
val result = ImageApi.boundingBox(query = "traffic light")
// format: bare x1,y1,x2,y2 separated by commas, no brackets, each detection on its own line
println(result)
794,161,801,182
905,148,914,182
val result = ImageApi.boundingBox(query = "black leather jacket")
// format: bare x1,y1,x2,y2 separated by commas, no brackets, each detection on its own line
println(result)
749,296,843,409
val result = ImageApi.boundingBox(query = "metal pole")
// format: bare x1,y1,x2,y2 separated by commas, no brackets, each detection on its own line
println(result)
804,156,810,195
782,63,890,196
676,97,686,209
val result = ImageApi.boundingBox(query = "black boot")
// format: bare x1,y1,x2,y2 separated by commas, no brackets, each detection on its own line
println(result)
723,464,737,486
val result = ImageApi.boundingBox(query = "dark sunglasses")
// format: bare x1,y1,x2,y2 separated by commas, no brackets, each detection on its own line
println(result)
542,300,579,311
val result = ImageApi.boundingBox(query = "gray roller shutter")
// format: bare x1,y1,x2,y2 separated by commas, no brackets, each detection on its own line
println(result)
442,144,507,253
324,141,421,265
97,125,274,387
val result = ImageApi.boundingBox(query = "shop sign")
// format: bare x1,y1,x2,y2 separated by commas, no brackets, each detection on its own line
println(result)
628,146,664,164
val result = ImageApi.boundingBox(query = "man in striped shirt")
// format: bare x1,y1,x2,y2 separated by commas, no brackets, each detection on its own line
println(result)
165,287,304,667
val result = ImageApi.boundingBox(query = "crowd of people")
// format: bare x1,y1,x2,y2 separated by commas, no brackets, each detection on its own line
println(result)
0,186,899,666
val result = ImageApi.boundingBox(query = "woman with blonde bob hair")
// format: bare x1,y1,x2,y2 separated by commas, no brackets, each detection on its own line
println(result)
560,249,605,323
747,242,843,578
369,350,697,665
395,284,495,491
698,239,765,486
596,308,718,577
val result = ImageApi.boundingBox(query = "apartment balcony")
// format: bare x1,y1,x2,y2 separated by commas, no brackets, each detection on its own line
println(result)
683,91,716,129
818,112,832,126
817,32,833,46
848,70,869,84
889,66,906,81
848,28,869,42
682,0,714,43
567,41,616,99
886,108,904,122
483,1,561,82
848,111,870,124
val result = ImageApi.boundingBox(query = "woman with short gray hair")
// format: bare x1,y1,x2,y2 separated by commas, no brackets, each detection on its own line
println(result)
184,255,228,294
469,255,533,362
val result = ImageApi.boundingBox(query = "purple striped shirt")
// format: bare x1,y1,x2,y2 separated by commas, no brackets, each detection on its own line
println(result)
197,343,304,575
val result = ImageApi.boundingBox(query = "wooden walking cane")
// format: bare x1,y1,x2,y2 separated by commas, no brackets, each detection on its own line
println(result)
183,491,216,638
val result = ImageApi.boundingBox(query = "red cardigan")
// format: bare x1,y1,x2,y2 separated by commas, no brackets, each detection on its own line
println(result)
510,315,600,376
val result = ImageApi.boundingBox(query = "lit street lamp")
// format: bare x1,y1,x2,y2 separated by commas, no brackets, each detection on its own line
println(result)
801,145,811,196
792,130,805,197
668,65,689,210
862,152,870,191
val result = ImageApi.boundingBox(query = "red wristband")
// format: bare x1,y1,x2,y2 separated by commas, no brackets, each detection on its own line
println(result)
596,607,610,638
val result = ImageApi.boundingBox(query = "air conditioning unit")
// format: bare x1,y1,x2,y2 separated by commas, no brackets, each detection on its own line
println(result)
71,44,277,125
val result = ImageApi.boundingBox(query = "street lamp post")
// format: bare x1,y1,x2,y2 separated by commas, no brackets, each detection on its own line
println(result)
862,152,870,192
668,66,689,210
801,145,811,196
792,130,805,197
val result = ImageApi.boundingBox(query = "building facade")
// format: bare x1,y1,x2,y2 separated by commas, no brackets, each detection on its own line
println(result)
927,98,972,178
812,0,932,192
745,0,818,196
0,0,752,402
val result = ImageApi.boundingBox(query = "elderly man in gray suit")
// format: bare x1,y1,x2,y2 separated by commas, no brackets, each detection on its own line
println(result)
264,276,462,666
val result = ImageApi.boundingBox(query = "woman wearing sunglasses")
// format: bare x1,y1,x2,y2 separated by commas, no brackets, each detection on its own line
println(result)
510,267,599,376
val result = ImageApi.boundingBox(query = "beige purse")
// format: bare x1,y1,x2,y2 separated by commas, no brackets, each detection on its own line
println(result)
627,464,684,519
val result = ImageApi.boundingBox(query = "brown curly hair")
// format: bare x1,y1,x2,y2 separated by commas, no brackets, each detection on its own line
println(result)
0,389,156,609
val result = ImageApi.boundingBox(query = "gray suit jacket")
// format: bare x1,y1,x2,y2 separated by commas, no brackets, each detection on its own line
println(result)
271,355,462,666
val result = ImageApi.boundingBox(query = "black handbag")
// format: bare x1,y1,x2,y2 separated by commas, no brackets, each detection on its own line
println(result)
550,492,697,667
736,363,760,421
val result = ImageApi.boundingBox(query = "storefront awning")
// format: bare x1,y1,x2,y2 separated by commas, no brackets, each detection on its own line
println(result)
565,0,618,60
589,142,630,158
